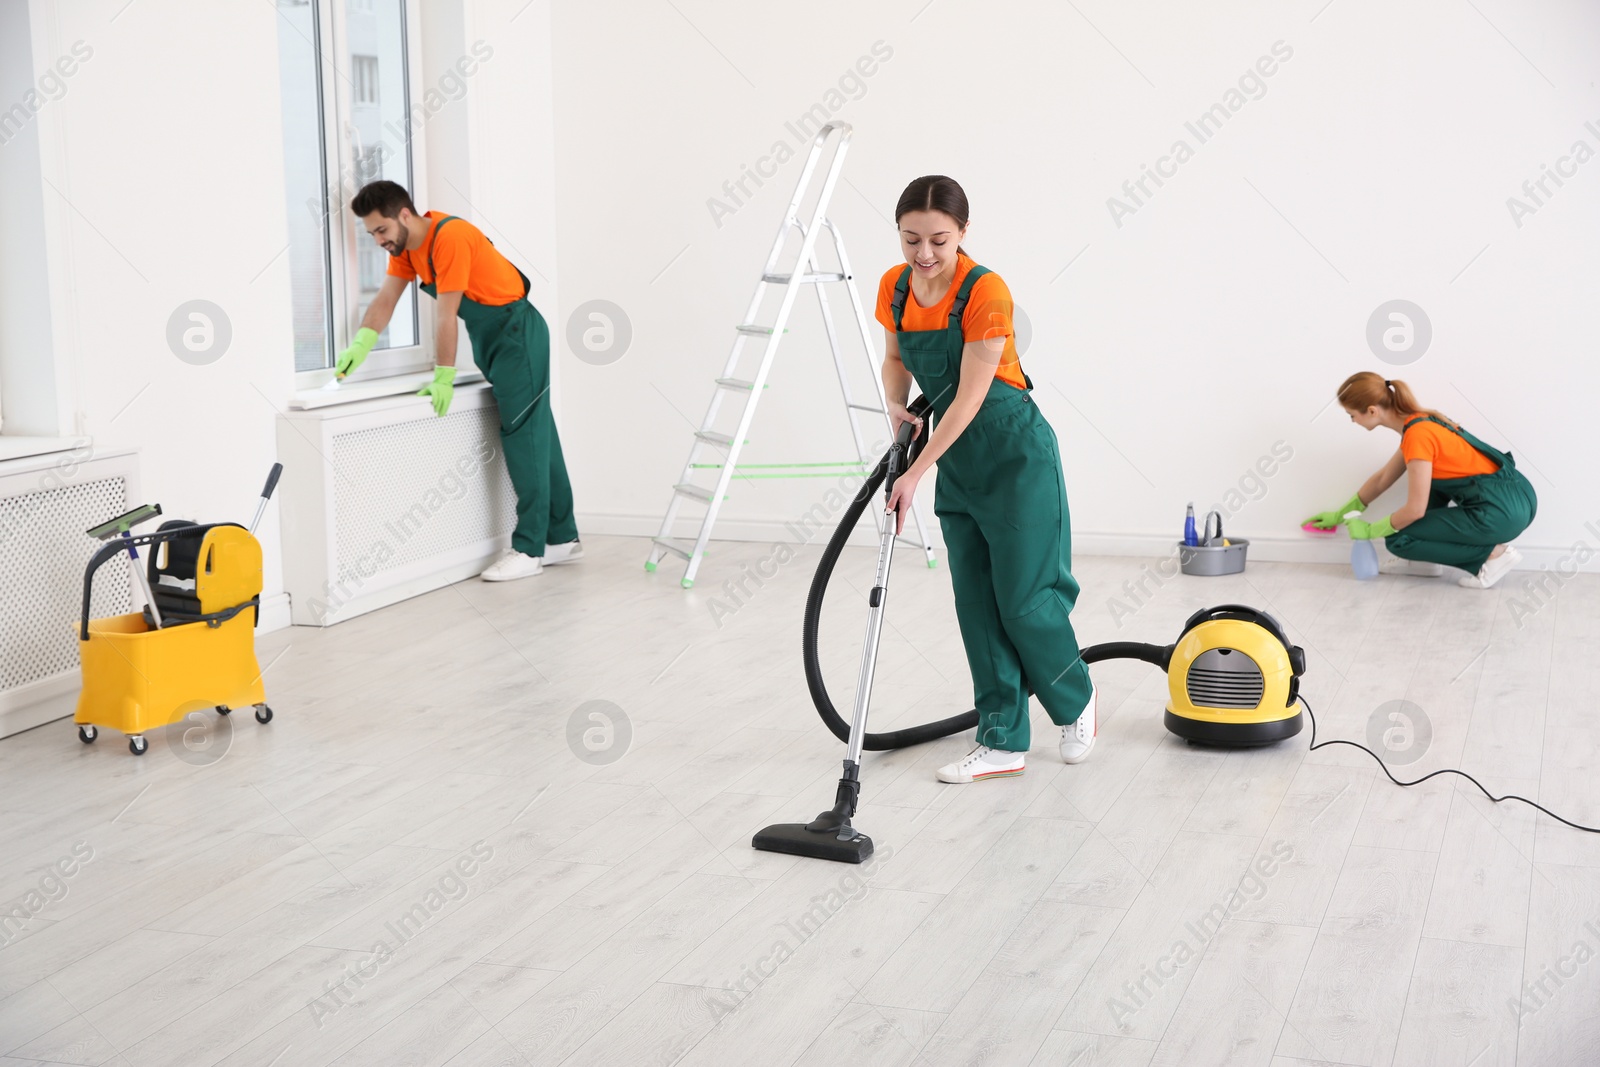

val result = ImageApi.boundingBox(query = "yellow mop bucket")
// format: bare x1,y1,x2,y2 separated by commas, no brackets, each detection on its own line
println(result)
74,467,280,755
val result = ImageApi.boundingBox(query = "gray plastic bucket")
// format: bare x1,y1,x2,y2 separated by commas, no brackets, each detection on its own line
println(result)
1178,539,1249,576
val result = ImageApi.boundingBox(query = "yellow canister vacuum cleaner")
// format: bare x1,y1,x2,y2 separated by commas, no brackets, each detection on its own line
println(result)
74,464,282,755
1160,604,1305,745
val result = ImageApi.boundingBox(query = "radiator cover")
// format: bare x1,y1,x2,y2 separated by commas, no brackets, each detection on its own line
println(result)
0,447,140,737
278,383,517,626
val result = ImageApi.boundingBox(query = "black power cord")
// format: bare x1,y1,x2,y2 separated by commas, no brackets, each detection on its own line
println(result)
1302,695,1600,834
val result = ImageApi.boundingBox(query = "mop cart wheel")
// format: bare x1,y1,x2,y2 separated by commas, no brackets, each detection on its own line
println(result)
128,735,148,756
78,725,97,744
216,705,232,716
254,705,273,724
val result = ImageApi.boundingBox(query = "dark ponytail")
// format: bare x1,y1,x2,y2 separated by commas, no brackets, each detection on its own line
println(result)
894,175,970,257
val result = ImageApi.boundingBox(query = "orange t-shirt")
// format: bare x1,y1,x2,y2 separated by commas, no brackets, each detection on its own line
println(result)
873,254,1027,391
386,211,527,307
1402,416,1499,480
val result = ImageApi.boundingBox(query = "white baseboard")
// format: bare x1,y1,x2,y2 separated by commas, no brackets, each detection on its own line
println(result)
286,541,510,627
581,511,890,551
577,512,1600,574
1499,542,1600,574
0,672,78,740
258,592,292,634
1067,532,1351,566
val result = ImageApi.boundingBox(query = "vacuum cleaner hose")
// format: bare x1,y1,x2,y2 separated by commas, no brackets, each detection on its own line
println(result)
801,396,1170,751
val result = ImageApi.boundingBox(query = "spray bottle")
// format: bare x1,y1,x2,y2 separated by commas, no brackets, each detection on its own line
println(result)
1346,510,1379,580
1184,503,1198,547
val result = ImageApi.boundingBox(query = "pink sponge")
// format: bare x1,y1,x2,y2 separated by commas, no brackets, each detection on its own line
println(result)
1301,521,1339,536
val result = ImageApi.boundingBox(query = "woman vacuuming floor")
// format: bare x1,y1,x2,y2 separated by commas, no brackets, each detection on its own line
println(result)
877,176,1096,785
1305,372,1537,589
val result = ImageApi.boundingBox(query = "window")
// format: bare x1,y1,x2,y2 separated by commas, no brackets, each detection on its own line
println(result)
275,0,427,381
0,0,65,439
358,237,386,292
353,55,379,105
354,143,385,190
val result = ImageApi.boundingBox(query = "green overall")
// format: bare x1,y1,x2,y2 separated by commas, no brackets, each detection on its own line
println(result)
892,266,1093,752
1384,415,1536,573
423,217,577,558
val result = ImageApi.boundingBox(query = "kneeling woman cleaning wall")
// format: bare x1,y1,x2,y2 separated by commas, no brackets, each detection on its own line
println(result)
1305,372,1537,589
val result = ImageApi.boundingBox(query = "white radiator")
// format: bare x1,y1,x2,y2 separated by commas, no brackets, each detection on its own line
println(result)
0,446,140,738
277,383,517,626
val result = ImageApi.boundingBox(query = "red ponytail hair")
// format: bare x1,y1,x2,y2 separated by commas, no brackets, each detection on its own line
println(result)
1337,372,1457,430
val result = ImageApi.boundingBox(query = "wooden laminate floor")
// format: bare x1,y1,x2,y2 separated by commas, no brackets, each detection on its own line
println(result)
2,533,1596,1066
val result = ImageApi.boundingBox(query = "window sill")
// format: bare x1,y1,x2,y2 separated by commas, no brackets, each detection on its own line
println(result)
0,436,87,463
288,368,485,411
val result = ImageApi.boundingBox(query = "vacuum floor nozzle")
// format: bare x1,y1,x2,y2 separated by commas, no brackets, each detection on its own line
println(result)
752,822,874,864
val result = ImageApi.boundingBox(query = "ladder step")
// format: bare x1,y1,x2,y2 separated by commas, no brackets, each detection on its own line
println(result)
716,377,756,391
761,272,847,284
652,537,693,561
846,403,885,414
694,431,736,448
673,483,715,504
736,324,786,336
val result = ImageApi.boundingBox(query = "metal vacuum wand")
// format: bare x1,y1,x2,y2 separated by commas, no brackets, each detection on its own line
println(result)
813,417,919,833
750,412,923,863
842,418,915,769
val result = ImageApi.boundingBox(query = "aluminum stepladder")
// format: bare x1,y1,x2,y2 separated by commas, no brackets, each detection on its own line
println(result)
645,121,937,588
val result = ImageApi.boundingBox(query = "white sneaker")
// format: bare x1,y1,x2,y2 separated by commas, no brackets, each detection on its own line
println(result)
1380,556,1444,577
936,745,1026,784
1059,686,1097,764
542,540,584,566
1457,545,1521,589
480,551,544,582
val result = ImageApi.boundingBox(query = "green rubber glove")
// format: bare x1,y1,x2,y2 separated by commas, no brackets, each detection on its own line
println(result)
335,327,379,378
1305,493,1366,530
418,365,456,417
1346,515,1396,540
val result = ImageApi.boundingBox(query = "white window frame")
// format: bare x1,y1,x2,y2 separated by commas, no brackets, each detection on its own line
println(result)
293,0,435,392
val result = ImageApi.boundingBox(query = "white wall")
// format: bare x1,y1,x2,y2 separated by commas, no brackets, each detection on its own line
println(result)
8,0,558,621
5,0,297,618
7,0,1596,641
451,0,561,416
549,0,1600,569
